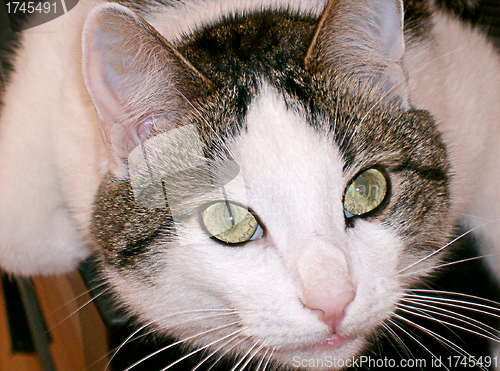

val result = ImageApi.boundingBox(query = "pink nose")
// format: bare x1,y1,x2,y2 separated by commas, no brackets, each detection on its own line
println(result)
304,290,356,331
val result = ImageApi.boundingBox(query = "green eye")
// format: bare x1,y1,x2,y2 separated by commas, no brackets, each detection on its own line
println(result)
201,202,263,244
343,168,388,217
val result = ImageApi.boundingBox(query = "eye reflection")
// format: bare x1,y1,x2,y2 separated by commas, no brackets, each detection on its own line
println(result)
201,201,263,244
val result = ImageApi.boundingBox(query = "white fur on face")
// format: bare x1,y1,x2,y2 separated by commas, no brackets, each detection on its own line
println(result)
105,82,407,369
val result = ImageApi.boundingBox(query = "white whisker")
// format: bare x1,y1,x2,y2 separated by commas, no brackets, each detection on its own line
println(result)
398,302,500,343
398,304,499,342
339,115,356,149
238,342,267,371
123,321,241,371
407,291,500,315
159,329,246,371
358,47,466,129
205,335,249,371
261,347,276,371
103,320,154,371
400,253,500,277
253,347,269,371
393,313,487,371
333,89,339,135
103,309,238,371
191,331,242,371
53,280,109,314
230,340,260,371
380,321,414,360
386,318,447,370
459,213,494,221
397,222,496,275
47,286,112,332
401,297,500,337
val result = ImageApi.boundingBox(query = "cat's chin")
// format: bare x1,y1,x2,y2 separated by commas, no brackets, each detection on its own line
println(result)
272,335,366,370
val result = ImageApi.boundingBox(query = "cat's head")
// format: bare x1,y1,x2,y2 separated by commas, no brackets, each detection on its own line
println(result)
83,0,450,369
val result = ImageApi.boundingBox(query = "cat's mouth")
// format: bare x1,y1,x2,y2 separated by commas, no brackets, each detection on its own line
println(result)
314,334,356,350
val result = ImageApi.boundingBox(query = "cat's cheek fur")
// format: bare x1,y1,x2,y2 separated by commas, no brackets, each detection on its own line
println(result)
345,222,405,331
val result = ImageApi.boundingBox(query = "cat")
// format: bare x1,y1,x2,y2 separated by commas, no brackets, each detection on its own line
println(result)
1,0,500,369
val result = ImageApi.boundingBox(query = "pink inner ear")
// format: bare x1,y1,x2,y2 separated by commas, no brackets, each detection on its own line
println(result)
82,30,125,128
82,4,170,159
375,0,405,61
134,118,155,145
120,114,179,156
117,119,153,156
82,3,207,160
82,9,138,159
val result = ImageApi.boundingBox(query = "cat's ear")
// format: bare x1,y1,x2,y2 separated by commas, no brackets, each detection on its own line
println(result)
82,3,211,163
305,0,407,106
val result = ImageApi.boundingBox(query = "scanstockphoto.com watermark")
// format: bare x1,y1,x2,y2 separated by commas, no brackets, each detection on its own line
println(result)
292,356,426,370
292,355,499,369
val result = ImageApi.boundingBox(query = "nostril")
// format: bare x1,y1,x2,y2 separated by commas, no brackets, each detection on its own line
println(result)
305,290,356,332
323,290,356,330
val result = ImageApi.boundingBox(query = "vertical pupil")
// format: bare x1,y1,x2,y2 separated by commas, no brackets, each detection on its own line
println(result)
355,176,369,198
224,203,235,228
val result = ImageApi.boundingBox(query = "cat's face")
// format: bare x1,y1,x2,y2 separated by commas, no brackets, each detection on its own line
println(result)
85,1,451,369
91,80,450,368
